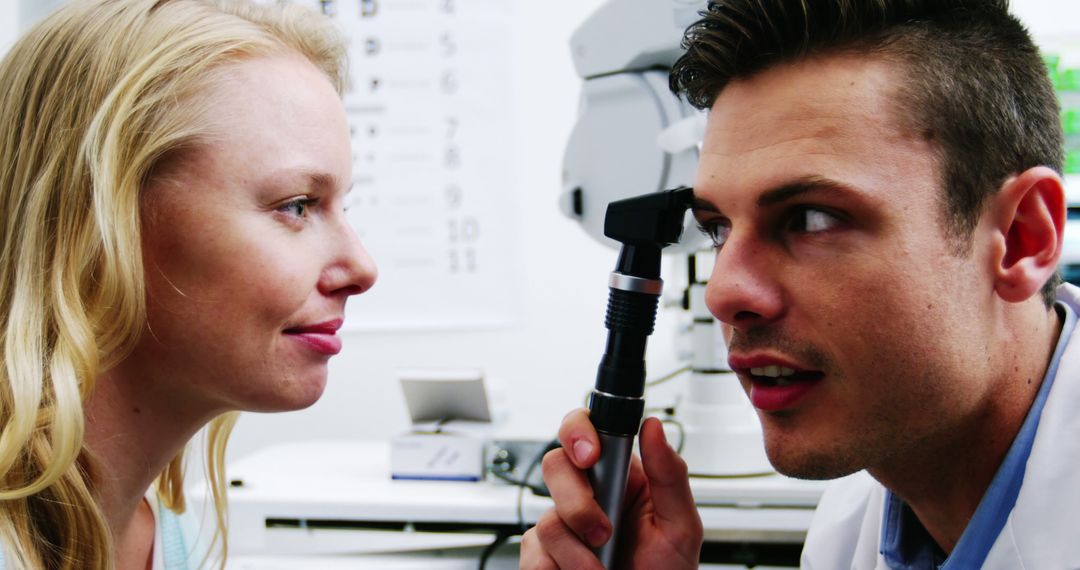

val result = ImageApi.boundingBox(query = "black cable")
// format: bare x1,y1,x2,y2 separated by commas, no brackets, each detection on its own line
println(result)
646,365,691,387
488,443,556,496
475,438,559,570
516,464,534,534
477,529,514,570
488,467,526,487
433,417,452,433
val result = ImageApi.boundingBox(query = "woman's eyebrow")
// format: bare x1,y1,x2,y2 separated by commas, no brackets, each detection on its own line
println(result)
259,168,341,192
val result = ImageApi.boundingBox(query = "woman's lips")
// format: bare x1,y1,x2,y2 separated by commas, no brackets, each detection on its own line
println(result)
285,331,342,355
284,319,344,356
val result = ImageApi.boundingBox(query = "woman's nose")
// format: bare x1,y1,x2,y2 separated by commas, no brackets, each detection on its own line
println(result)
319,221,378,297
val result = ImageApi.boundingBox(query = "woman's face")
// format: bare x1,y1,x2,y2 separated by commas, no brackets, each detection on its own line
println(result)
133,54,376,415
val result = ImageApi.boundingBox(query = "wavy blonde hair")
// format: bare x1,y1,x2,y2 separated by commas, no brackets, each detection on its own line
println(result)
0,0,346,567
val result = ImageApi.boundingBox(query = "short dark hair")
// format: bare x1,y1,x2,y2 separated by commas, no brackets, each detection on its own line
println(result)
671,0,1064,307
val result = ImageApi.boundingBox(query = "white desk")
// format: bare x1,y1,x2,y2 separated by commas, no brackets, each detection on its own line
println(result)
208,441,827,567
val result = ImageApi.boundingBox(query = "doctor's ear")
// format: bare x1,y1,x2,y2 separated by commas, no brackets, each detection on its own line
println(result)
987,166,1066,304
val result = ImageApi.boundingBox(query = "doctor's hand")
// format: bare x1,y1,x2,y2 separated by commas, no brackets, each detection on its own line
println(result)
519,410,703,569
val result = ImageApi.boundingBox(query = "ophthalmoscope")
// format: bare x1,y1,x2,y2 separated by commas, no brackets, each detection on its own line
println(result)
588,186,694,568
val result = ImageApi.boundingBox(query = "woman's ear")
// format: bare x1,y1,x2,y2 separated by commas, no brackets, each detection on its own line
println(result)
989,166,1066,303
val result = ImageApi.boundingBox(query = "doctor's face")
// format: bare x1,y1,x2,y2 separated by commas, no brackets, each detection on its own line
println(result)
695,54,1001,479
133,54,377,415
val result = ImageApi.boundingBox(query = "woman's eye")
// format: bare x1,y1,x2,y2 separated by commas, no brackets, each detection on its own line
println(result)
697,221,730,249
278,197,316,218
788,208,839,233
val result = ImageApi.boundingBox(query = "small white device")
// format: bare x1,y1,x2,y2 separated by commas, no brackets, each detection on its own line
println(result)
390,369,493,482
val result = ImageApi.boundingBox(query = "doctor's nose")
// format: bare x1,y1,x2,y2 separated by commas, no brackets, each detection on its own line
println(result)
320,222,378,298
704,240,784,330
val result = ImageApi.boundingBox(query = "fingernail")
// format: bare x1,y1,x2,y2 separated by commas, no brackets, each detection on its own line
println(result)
573,440,593,464
586,526,609,547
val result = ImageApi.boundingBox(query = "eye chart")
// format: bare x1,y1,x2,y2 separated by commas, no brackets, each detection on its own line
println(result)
296,0,519,331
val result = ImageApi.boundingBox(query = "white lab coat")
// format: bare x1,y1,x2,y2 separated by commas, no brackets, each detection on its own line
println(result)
801,284,1080,570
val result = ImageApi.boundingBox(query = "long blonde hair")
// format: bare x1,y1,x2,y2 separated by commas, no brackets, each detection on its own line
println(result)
0,1,347,567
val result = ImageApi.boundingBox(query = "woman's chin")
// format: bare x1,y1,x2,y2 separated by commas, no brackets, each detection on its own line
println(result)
247,373,329,413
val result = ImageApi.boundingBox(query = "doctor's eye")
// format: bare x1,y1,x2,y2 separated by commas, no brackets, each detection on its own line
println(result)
786,207,840,234
697,220,731,249
277,197,318,219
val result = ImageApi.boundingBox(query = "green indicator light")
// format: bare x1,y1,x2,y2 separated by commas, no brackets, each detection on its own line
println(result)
1060,68,1080,92
1067,150,1080,174
1064,109,1080,135
1045,53,1061,74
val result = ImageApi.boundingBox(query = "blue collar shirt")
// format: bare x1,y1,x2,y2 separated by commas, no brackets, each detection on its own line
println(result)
879,301,1078,569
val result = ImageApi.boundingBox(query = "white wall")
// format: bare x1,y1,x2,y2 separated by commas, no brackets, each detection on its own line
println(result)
1012,1,1080,40
0,2,18,55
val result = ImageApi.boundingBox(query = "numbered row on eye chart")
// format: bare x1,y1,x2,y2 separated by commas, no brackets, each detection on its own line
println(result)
346,214,490,275
346,27,508,60
310,0,510,21
342,45,509,177
345,107,511,190
344,42,509,104
354,218,483,257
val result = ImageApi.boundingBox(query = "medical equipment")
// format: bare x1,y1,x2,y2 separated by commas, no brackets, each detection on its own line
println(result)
560,0,703,253
390,369,495,482
588,187,694,566
563,0,772,480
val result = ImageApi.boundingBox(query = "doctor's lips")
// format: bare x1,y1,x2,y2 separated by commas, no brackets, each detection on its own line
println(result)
728,354,824,412
284,318,344,356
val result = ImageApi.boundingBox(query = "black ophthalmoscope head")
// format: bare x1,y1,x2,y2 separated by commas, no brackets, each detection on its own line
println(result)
603,186,695,278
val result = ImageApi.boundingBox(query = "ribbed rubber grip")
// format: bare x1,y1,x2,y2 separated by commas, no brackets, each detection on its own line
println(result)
605,289,659,334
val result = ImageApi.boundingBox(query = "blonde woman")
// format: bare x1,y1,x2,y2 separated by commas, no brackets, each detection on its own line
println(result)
0,0,377,568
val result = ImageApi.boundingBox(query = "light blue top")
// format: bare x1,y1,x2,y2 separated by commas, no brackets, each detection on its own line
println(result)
157,496,194,570
880,301,1078,569
0,491,196,570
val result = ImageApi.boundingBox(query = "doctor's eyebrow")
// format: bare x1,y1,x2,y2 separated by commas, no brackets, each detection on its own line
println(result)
691,176,863,215
690,197,720,213
757,176,860,207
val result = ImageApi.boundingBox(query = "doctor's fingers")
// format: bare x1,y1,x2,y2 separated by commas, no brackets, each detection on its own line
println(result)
525,509,604,570
557,408,600,469
518,527,557,570
541,447,611,543
638,418,703,550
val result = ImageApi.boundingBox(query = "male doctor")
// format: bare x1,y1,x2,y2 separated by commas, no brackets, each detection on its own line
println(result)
520,0,1080,568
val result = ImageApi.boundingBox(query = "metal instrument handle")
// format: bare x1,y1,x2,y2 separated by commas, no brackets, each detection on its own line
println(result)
588,431,635,568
